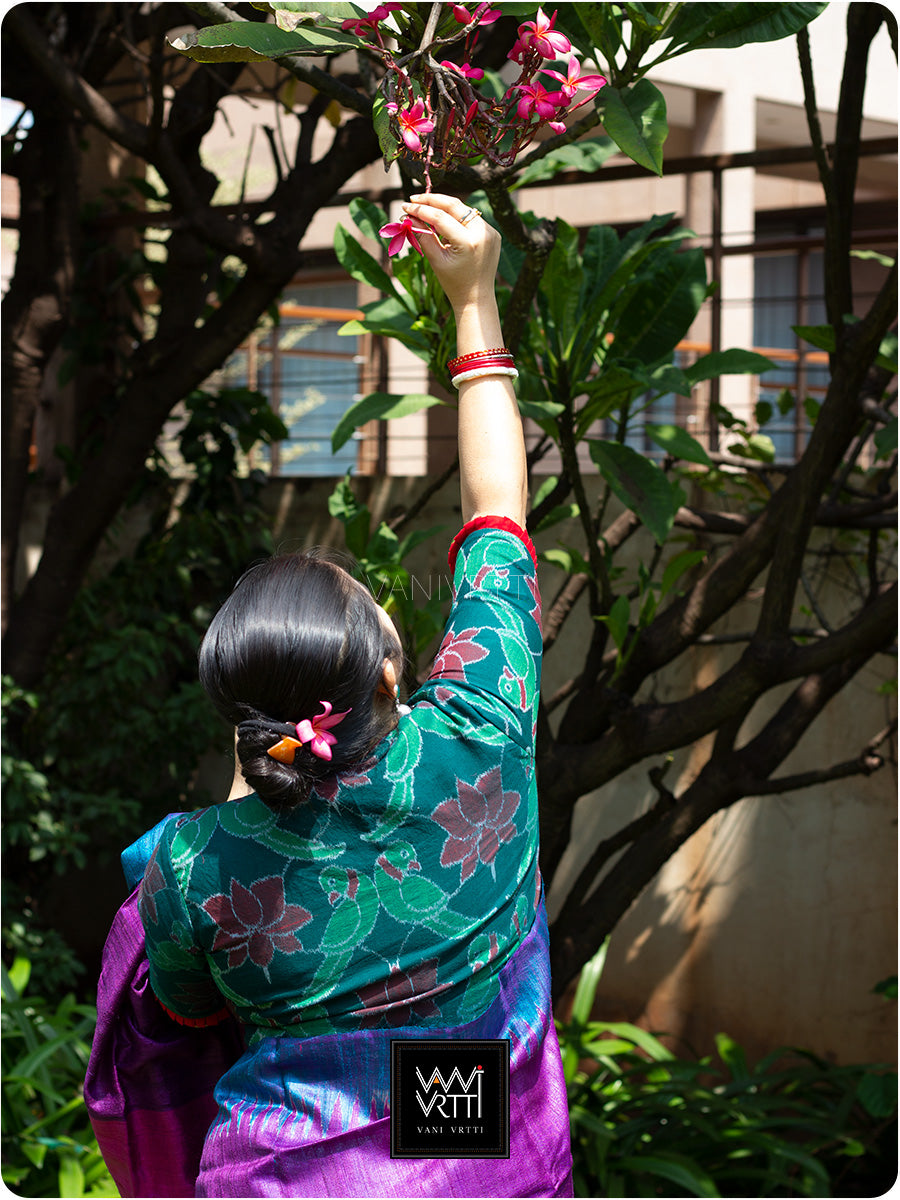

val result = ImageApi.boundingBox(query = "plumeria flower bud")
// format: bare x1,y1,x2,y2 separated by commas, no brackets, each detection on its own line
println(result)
452,3,501,24
439,58,485,82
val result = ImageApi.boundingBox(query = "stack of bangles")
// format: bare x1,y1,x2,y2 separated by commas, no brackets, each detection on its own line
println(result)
447,347,518,387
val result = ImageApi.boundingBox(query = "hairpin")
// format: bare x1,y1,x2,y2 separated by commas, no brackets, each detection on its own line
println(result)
267,701,351,764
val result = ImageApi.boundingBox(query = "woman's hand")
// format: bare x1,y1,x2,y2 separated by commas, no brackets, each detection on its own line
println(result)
401,193,500,315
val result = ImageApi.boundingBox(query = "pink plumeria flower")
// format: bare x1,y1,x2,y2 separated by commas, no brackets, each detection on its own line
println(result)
392,98,435,153
295,701,352,762
517,8,572,59
439,58,485,82
341,3,401,36
379,215,425,256
543,56,607,101
548,119,567,134
513,81,566,121
452,3,501,24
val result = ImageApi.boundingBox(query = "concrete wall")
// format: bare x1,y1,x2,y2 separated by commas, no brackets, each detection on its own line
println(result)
249,475,897,1065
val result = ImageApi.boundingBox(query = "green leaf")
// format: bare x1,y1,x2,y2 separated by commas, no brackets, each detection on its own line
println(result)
684,348,776,383
664,3,827,55
511,137,618,190
598,594,630,652
589,440,681,544
571,940,610,1025
169,21,359,62
372,93,399,167
716,1032,750,1081
57,1152,85,1198
857,1071,898,1118
728,433,776,463
349,196,388,243
619,1153,720,1198
613,248,708,365
331,393,445,452
334,225,396,296
598,80,668,176
874,417,897,458
793,322,835,352
660,549,707,598
645,423,712,466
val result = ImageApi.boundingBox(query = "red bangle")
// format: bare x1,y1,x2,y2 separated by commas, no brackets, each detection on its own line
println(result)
447,347,510,370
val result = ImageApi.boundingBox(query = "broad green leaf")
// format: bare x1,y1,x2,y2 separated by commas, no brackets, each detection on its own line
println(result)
598,80,668,177
619,1153,720,1197
331,392,445,452
339,296,427,348
598,593,630,652
349,196,388,243
874,416,897,459
728,433,776,463
589,440,681,544
660,549,707,598
684,348,776,383
575,368,647,436
334,225,396,296
755,400,774,426
663,3,826,55
793,322,834,352
857,1072,898,1119
169,21,359,62
534,503,580,533
876,331,899,374
539,220,582,357
372,94,399,167
516,397,565,422
57,1153,85,1198
532,475,560,508
645,423,712,466
613,248,708,365
511,137,618,190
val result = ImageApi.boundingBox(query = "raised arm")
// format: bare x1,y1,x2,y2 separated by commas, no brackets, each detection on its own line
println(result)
401,194,527,528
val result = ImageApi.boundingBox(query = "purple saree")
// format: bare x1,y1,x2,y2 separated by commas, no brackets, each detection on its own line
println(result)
85,823,572,1198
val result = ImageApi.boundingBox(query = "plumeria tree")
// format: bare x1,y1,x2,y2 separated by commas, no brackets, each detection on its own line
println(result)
2,2,896,1010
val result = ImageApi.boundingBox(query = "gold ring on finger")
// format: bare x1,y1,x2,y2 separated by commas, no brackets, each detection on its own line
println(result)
459,207,480,225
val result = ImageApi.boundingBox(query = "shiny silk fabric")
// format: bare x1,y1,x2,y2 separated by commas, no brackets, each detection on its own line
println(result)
85,825,572,1197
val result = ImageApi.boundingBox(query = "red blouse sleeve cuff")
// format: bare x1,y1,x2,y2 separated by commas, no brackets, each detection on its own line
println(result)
157,998,231,1028
448,515,538,573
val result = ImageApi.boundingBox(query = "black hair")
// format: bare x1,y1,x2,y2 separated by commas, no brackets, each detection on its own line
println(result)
198,551,403,810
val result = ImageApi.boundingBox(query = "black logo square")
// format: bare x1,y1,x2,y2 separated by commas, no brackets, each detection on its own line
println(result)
390,1038,510,1158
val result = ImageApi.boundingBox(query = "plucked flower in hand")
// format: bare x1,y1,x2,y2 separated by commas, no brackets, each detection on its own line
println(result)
378,215,425,257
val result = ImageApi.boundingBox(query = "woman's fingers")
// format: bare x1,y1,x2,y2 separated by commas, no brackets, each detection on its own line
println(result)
399,192,499,311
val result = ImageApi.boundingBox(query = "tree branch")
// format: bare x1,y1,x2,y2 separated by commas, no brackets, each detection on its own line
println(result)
186,0,372,115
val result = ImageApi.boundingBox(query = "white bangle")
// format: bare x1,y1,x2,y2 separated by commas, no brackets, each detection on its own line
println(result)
451,366,519,387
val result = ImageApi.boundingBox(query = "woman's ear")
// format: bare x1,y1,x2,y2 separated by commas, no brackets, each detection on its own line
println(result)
381,657,398,697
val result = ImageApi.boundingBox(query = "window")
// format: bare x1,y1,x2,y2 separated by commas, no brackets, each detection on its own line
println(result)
225,279,364,476
753,233,829,462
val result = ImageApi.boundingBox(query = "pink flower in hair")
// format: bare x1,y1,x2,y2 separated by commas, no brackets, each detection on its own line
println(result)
295,701,351,761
